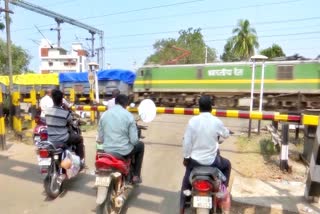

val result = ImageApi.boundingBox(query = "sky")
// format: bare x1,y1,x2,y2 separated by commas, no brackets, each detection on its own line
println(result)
2,0,320,72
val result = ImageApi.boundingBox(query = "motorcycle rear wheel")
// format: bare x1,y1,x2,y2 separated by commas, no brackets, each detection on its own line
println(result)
96,180,119,214
43,165,62,199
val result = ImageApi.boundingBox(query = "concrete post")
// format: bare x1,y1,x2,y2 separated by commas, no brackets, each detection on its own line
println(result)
280,123,289,171
303,125,317,163
305,120,320,201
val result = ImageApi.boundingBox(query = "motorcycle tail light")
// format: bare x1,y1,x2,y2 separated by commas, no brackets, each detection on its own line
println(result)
40,131,48,141
192,180,213,192
39,149,49,158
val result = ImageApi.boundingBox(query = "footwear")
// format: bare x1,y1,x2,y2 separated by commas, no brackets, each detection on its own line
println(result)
132,176,142,184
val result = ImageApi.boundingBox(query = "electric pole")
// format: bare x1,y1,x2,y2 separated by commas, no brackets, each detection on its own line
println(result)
4,0,13,130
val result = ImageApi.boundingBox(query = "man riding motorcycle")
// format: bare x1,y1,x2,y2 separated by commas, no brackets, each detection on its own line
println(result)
180,95,231,214
45,89,85,166
97,94,144,184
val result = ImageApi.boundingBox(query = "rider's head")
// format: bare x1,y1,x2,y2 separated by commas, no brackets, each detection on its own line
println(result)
112,89,120,98
46,88,52,97
115,94,128,108
199,95,212,113
52,89,63,107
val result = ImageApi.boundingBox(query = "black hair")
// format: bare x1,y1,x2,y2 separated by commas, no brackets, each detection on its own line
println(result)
112,89,120,98
115,94,128,107
52,89,63,106
199,95,212,112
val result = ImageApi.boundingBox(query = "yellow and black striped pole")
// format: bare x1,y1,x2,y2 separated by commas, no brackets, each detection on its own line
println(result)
0,90,6,150
12,91,22,134
71,105,320,126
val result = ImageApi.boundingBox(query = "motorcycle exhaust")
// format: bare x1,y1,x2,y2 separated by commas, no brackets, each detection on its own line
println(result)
114,185,134,208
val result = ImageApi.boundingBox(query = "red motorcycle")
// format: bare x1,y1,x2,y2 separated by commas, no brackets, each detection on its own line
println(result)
95,99,156,214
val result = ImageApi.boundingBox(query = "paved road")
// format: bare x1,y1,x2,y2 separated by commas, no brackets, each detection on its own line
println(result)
0,115,253,214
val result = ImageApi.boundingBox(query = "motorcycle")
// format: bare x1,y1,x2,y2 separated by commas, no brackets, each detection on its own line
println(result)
95,99,156,214
36,112,86,199
183,136,233,214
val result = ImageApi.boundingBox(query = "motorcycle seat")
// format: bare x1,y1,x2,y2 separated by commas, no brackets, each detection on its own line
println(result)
189,166,226,183
96,151,127,161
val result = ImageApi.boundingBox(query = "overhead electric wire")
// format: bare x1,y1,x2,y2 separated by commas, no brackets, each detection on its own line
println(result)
98,0,303,25
12,0,206,32
104,17,320,39
105,31,320,50
12,0,302,33
80,0,206,20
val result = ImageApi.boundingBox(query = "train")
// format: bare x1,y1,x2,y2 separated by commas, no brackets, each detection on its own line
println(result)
134,59,320,110
0,59,319,111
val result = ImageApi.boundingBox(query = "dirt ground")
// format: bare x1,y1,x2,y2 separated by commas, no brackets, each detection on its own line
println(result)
220,125,309,214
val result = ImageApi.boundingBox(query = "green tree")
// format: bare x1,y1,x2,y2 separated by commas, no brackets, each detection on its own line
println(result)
260,44,285,59
220,39,240,62
0,38,31,74
223,19,259,61
145,28,216,65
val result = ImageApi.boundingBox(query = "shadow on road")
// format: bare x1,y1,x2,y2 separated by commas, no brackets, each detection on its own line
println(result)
123,185,179,214
0,155,180,213
0,155,96,198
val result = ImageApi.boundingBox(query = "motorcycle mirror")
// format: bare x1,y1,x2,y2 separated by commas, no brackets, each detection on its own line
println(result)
138,99,156,123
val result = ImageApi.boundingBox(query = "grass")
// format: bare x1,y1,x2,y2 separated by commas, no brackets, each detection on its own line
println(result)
236,134,280,156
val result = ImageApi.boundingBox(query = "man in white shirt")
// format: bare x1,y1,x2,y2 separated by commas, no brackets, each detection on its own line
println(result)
40,89,53,118
179,95,231,213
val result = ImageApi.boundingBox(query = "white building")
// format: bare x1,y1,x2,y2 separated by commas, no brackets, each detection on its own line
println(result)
39,39,89,73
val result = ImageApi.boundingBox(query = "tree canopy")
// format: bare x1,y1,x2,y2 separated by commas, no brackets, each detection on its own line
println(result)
221,19,259,61
260,44,285,59
145,28,216,65
0,38,31,75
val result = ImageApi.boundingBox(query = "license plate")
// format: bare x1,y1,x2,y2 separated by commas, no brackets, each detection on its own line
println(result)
95,176,111,187
193,196,212,209
38,158,51,166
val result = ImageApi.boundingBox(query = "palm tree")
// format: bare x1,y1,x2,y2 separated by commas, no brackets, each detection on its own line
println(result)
231,19,259,60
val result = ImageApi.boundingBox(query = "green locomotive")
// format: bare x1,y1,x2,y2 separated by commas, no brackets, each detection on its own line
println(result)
134,60,320,110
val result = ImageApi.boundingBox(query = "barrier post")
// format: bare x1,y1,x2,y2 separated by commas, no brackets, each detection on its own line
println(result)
280,123,289,171
89,89,95,124
29,89,37,129
305,120,320,202
303,125,318,164
12,91,22,135
69,88,75,103
0,90,6,150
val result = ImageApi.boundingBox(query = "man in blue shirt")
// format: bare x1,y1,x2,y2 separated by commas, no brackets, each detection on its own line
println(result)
97,94,144,184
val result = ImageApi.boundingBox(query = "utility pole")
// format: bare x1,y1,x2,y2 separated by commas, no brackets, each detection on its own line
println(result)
86,31,95,57
205,46,208,64
50,18,63,48
4,0,13,130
